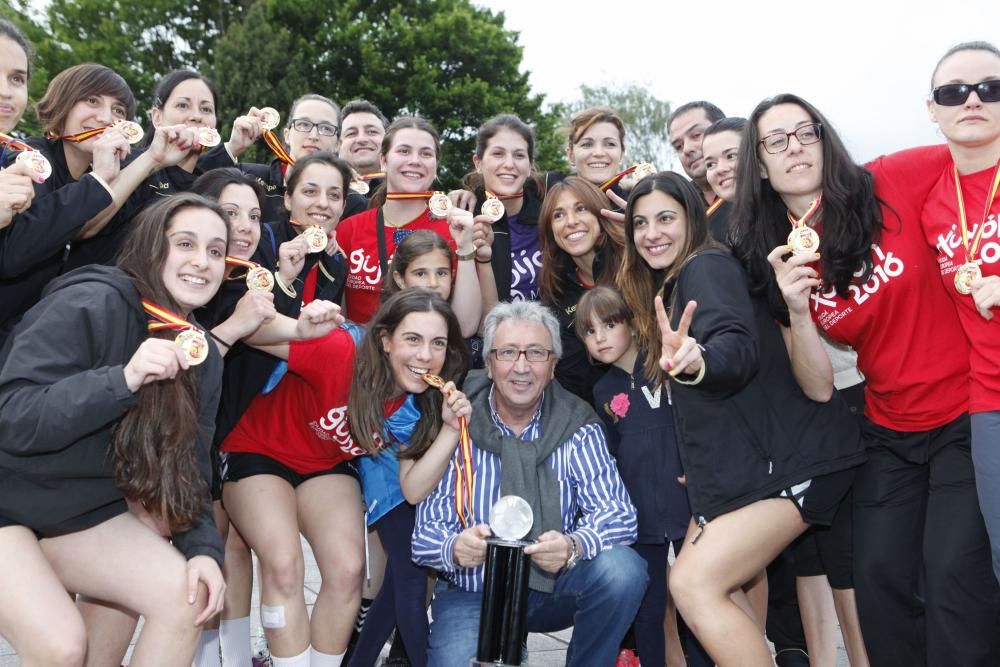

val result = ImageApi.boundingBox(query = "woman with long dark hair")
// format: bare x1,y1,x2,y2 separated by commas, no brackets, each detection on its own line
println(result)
0,19,37,229
730,92,1000,665
0,193,229,663
538,175,624,399
619,171,864,665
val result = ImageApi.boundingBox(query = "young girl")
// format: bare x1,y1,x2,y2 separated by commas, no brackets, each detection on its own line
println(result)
0,193,229,664
618,171,865,664
537,175,624,400
575,285,689,667
336,117,480,333
348,288,471,667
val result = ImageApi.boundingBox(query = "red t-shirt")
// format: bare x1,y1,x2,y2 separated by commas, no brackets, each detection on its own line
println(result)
337,207,454,323
222,329,365,473
921,162,1000,413
808,145,969,431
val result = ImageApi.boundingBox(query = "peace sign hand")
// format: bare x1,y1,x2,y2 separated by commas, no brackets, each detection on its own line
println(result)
654,296,702,377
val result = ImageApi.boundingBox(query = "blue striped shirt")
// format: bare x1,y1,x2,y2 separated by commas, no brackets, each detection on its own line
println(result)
412,387,637,592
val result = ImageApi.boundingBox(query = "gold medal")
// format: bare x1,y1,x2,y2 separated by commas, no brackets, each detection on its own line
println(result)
246,265,275,291
422,372,445,388
632,162,656,181
114,120,144,145
259,107,281,131
481,196,505,222
951,164,1000,297
302,226,328,253
787,226,820,255
349,179,370,195
428,191,452,219
954,262,981,295
15,151,52,181
175,329,209,366
197,127,221,148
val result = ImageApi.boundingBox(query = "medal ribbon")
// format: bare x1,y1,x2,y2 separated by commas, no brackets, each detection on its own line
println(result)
485,190,524,201
953,163,1000,265
225,256,259,270
262,130,295,166
706,198,723,218
786,194,823,230
362,172,385,181
599,165,637,192
141,298,200,334
0,133,33,153
454,414,475,529
386,192,433,200
63,127,110,142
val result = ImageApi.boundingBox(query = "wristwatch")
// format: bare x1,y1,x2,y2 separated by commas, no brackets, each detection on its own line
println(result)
564,534,581,570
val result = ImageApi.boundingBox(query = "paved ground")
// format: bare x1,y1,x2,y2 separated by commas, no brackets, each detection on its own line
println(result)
0,537,849,665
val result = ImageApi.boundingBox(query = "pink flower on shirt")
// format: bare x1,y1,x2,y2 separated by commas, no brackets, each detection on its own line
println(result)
609,393,630,419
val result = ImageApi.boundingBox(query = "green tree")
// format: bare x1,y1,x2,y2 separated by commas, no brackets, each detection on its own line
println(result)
2,0,566,186
566,83,673,169
209,0,556,187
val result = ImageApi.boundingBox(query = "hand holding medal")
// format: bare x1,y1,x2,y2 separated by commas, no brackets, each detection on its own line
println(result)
147,124,201,168
422,373,475,528
226,108,268,157
767,244,822,317
122,337,196,393
142,298,210,367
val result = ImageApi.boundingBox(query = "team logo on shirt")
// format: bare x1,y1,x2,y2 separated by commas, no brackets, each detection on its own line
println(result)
933,213,999,274
811,243,904,329
347,248,383,292
312,405,366,456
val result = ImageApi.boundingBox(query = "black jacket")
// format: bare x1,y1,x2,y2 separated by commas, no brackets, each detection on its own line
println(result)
0,265,224,564
0,138,114,346
666,250,865,522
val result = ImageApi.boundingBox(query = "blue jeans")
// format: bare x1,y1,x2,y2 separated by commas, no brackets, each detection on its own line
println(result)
973,411,1000,585
426,545,647,667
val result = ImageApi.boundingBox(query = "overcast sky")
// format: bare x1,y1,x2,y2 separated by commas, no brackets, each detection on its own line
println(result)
477,0,1000,169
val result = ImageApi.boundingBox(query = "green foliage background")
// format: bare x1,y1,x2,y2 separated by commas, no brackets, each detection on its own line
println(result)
2,0,673,185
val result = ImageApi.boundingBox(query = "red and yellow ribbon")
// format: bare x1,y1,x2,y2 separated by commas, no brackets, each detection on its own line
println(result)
786,194,823,229
225,255,258,279
954,163,1000,265
0,132,33,153
362,172,385,181
599,165,637,192
62,127,109,143
142,298,200,334
454,414,475,529
706,198,723,218
386,191,433,201
262,130,295,166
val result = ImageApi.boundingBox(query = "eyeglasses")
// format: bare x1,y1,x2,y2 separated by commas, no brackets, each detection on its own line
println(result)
490,347,553,363
289,118,339,137
759,123,822,154
932,80,1000,106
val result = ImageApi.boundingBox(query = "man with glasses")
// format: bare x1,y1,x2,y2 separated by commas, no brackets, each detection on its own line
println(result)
413,301,646,667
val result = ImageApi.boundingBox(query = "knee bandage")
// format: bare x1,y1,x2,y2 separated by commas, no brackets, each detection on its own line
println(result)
261,604,287,629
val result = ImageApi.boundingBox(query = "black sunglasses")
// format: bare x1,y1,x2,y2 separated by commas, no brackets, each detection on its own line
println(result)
932,80,1000,106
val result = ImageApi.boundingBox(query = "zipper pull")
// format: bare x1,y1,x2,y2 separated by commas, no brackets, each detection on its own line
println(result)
692,516,708,544
768,460,774,475
630,374,635,390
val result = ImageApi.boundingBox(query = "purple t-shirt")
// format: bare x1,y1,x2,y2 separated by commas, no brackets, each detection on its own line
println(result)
508,214,542,301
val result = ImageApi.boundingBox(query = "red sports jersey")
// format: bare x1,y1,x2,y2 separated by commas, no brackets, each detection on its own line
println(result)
809,146,968,431
922,161,1000,413
222,329,364,473
336,207,454,323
